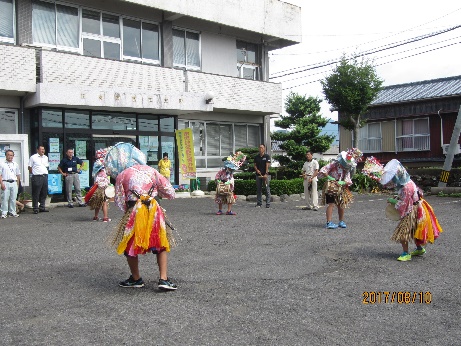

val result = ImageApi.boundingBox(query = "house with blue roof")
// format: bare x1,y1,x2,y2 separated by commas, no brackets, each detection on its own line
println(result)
338,75,461,167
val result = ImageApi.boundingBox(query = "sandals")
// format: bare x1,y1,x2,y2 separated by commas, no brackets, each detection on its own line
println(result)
226,211,236,215
216,210,223,215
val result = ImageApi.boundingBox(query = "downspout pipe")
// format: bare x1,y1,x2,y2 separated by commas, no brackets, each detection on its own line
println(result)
438,109,443,148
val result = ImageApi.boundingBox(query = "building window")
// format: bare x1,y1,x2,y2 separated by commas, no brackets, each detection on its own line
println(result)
0,0,14,43
396,118,430,151
82,9,120,59
182,120,261,168
358,122,382,152
122,19,160,63
0,108,17,134
173,28,200,69
237,41,259,80
32,0,79,50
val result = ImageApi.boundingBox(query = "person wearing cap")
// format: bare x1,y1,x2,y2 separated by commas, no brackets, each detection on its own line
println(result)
317,148,362,229
363,158,443,261
214,152,245,215
0,150,21,218
158,152,171,180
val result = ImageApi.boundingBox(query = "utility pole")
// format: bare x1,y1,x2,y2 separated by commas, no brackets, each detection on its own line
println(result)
438,105,461,187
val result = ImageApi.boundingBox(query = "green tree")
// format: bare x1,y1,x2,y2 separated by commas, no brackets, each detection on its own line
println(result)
271,92,335,170
321,54,383,148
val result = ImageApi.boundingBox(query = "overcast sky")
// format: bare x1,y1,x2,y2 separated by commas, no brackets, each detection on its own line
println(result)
270,1,461,124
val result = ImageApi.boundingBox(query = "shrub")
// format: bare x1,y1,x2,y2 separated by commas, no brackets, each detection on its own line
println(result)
208,178,304,196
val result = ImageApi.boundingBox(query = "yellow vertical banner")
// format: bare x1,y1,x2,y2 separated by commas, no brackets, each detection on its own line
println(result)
175,128,197,178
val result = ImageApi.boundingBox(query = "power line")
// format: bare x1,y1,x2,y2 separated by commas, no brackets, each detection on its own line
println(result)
270,25,461,79
281,40,461,91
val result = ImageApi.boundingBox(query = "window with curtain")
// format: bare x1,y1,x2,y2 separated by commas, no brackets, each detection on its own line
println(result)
0,0,14,42
173,28,200,69
396,118,430,151
32,0,78,49
358,122,381,152
182,120,261,168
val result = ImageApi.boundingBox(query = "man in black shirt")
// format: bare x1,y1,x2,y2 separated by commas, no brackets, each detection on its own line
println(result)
254,144,271,208
58,148,86,208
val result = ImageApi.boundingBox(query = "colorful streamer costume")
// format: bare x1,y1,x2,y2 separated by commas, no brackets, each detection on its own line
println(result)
362,157,443,250
318,149,362,209
113,165,176,257
87,148,112,210
215,168,235,205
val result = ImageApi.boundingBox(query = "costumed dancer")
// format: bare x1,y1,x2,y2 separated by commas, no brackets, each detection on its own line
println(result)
362,157,443,261
105,143,178,290
317,148,363,229
87,148,112,222
215,151,246,215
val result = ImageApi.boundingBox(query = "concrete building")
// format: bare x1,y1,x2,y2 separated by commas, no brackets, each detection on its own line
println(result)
0,0,302,188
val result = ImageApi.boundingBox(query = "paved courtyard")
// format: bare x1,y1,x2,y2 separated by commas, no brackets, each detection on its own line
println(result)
1,193,460,345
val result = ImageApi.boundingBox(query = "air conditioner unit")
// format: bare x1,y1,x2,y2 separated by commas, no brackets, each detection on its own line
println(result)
442,144,461,155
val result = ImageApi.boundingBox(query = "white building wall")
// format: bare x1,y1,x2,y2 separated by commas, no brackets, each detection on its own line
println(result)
0,45,36,94
201,32,237,77
121,0,301,45
187,71,282,114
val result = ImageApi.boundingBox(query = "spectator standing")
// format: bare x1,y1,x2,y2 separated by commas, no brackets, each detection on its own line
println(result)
0,150,21,218
28,145,49,214
158,152,171,179
58,148,86,208
301,151,319,211
254,144,271,208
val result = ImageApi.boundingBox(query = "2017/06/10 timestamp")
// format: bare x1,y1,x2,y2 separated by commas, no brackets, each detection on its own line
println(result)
362,291,432,304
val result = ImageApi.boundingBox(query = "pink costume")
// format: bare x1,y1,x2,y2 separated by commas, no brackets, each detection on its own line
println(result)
114,165,175,257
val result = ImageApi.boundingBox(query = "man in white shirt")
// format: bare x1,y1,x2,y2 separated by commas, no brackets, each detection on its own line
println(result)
28,145,50,214
0,150,21,218
301,151,319,211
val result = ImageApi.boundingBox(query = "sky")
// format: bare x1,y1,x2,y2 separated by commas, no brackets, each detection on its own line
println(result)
270,1,461,127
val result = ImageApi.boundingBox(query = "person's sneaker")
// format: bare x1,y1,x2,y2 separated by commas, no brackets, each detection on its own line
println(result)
79,203,87,207
312,207,319,211
12,213,19,218
266,205,270,208
93,216,101,221
397,252,411,261
1,214,7,219
39,209,49,212
119,275,145,288
33,210,39,214
68,204,74,208
103,218,111,222
302,206,312,210
158,278,178,291
326,221,338,229
410,248,426,256
338,220,347,228
255,204,262,208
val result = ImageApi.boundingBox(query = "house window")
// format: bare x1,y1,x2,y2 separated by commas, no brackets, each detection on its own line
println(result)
358,122,382,152
237,41,259,80
0,108,18,134
122,19,160,63
82,10,120,60
0,0,14,43
182,120,261,168
32,0,79,50
172,28,200,69
396,118,430,151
